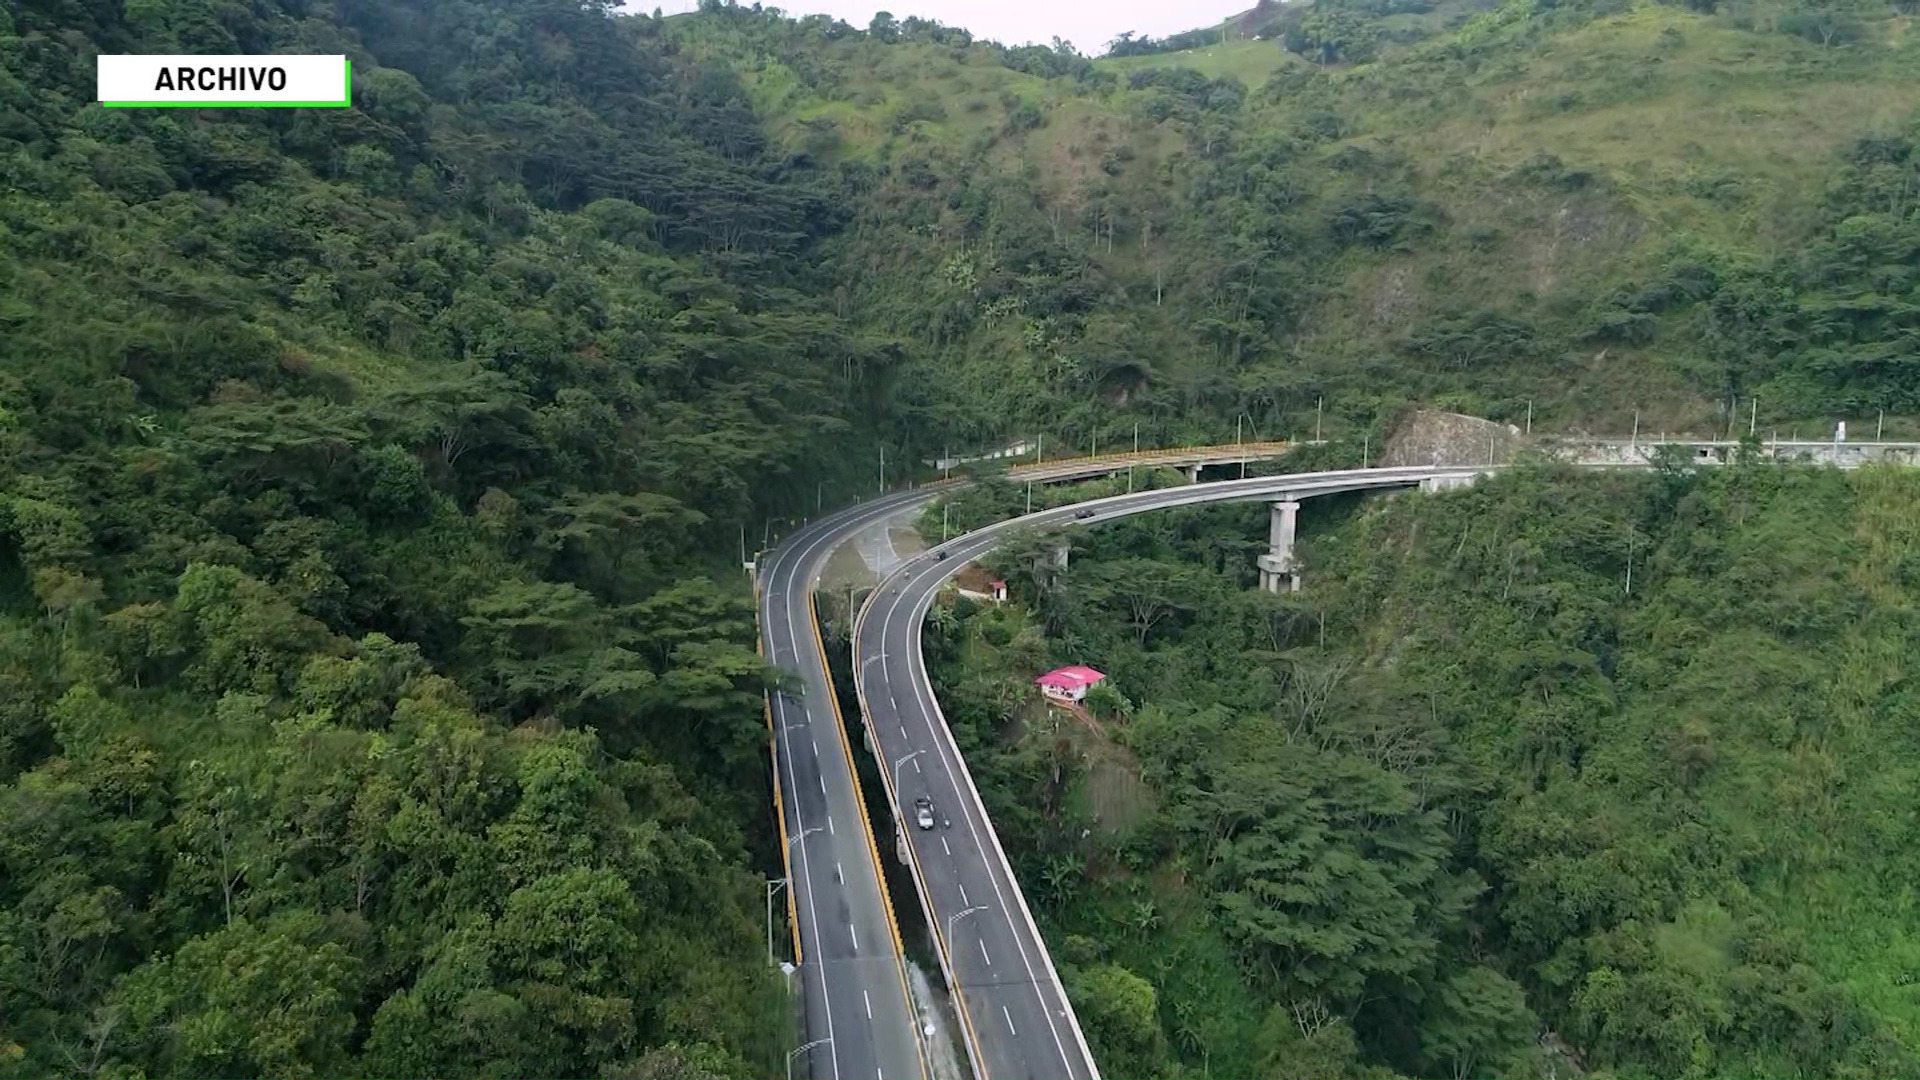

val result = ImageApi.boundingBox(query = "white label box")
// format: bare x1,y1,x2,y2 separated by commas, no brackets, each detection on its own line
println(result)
98,55,350,107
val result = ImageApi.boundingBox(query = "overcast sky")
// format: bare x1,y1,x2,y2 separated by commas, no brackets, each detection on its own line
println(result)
636,1,1253,54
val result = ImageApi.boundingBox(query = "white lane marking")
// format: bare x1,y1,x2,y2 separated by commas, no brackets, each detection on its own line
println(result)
766,559,841,1080
828,814,835,836
913,758,921,774
889,694,898,709
864,990,873,1019
959,884,969,905
812,738,819,756
878,574,1082,1078
941,837,951,856
851,921,860,952
1003,1005,1018,1035
819,772,827,795
900,724,908,738
980,938,992,966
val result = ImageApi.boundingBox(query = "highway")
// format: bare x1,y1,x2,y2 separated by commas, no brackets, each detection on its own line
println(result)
851,466,1490,1079
778,443,1920,1079
758,489,937,1080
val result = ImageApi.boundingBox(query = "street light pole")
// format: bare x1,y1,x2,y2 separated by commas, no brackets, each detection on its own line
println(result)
787,1038,833,1080
765,878,787,966
945,903,989,942
1129,421,1139,493
893,748,925,788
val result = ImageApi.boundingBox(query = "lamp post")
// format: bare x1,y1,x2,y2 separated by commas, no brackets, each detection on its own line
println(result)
893,748,925,788
1129,421,1139,493
765,878,787,966
787,1038,833,1080
945,903,989,942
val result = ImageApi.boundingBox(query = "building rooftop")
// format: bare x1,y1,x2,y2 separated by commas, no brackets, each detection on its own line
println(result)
1035,665,1106,690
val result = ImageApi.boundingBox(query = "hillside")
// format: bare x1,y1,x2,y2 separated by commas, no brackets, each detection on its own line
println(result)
0,1,876,1075
674,0,1920,461
929,458,1920,1079
6,0,1920,1076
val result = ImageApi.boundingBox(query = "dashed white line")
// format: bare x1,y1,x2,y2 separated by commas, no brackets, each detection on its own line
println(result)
980,938,992,966
913,758,922,774
864,990,872,1019
828,814,835,836
959,884,969,905
812,738,819,755
819,773,827,795
941,837,951,855
1003,1005,1017,1035
851,922,860,952
900,724,908,738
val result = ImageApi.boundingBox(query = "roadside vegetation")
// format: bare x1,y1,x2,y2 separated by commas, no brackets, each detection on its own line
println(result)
7,0,1920,1074
931,458,1920,1078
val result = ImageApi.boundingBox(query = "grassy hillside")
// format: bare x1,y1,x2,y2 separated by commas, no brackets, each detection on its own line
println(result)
673,0,1920,459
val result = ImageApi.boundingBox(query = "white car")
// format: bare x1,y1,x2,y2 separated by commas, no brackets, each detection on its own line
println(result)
914,797,935,830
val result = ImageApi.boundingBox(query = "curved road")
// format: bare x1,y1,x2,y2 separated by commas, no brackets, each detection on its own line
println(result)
759,489,938,1080
852,466,1490,1079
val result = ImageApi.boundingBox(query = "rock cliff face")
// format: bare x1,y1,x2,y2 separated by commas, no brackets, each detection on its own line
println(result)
1382,409,1525,467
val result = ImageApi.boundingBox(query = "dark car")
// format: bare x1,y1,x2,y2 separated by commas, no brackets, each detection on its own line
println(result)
935,550,949,561
1073,508,1096,519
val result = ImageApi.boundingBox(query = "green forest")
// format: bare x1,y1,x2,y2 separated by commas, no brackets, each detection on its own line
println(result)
7,0,1920,1074
933,456,1920,1078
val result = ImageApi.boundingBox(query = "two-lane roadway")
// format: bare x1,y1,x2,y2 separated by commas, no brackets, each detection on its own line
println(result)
851,466,1493,1079
760,490,938,1080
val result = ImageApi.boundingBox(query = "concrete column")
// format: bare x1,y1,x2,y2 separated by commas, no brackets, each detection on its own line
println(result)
1183,464,1201,484
1255,498,1301,593
1051,541,1069,569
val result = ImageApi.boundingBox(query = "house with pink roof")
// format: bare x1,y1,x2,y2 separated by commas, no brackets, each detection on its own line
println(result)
1035,665,1106,704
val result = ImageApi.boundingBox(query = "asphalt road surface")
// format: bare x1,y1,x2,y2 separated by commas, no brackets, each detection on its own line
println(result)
760,490,937,1080
851,467,1493,1079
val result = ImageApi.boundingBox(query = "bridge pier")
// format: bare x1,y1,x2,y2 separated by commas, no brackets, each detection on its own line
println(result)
1051,541,1070,569
1420,473,1477,493
1183,464,1201,484
1255,498,1301,593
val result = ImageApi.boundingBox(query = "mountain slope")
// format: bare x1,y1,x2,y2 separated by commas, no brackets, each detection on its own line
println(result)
675,0,1920,461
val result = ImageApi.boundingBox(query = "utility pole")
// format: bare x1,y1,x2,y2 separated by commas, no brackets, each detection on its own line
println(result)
878,447,885,493
944,445,951,482
1236,415,1245,479
1879,410,1886,441
1362,433,1369,469
1631,409,1639,451
941,502,950,542
1316,397,1323,443
740,525,747,569
1625,529,1635,598
1129,421,1139,493
1750,398,1758,438
1526,399,1533,435
1026,479,1034,515
765,878,787,966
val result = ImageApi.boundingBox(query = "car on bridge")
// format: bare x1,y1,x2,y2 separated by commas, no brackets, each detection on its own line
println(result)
1073,507,1096,519
913,796,935,830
